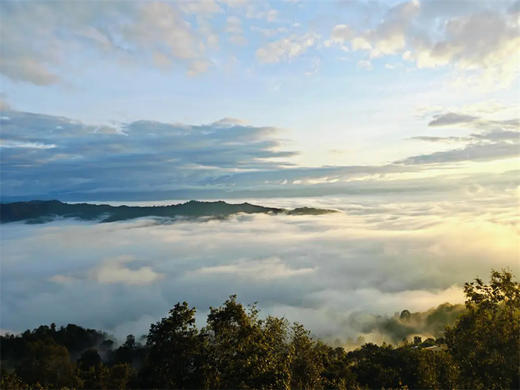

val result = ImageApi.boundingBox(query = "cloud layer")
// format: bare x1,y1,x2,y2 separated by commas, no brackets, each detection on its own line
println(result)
1,0,518,90
1,193,518,343
1,104,518,200
0,1,217,83
0,109,297,198
404,108,520,164
328,0,520,89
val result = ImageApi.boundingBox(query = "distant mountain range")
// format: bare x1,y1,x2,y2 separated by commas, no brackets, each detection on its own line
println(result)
0,200,337,224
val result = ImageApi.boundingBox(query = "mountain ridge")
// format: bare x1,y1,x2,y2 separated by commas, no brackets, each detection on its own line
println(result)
0,200,337,224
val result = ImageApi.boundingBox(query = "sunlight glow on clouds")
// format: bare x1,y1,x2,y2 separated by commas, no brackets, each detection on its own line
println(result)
1,193,518,342
1,103,517,200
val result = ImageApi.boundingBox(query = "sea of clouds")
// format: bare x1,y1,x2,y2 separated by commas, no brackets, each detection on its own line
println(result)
1,193,518,346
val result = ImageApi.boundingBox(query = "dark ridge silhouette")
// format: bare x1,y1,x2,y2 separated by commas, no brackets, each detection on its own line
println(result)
0,200,337,224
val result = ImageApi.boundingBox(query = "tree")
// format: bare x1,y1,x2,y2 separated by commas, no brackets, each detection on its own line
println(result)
141,301,207,389
316,343,358,390
112,334,145,367
289,323,324,390
16,339,81,388
105,363,134,390
416,349,459,389
445,269,520,389
255,316,292,389
204,295,266,389
78,349,102,370
0,370,30,390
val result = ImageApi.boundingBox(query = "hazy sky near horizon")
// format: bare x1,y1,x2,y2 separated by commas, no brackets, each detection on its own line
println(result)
1,0,519,199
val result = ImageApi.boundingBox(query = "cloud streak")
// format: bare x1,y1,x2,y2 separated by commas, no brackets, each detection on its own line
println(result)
406,108,519,164
1,106,518,199
0,109,297,198
400,142,519,165
428,113,478,127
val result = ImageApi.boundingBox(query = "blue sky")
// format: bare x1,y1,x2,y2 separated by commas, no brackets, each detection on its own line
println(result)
0,0,519,199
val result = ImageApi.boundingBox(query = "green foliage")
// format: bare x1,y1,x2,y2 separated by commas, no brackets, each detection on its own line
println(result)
106,363,134,390
0,269,518,390
289,323,324,390
445,269,520,389
78,362,134,390
317,344,358,390
77,349,102,369
416,349,459,389
0,370,31,390
347,343,418,389
257,316,292,389
140,301,207,389
204,295,292,389
15,339,80,388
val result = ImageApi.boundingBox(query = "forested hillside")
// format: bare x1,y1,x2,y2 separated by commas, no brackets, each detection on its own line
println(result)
1,270,518,390
0,200,336,224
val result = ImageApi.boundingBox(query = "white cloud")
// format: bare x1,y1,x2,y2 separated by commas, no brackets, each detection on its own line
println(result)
225,16,247,45
328,0,520,89
179,0,222,15
190,257,315,280
0,140,57,149
0,57,60,86
2,192,518,341
330,0,419,58
218,0,248,7
89,255,164,285
251,25,289,37
187,59,212,76
245,3,278,21
266,9,278,22
331,24,354,44
408,10,520,90
0,1,214,84
127,2,209,75
256,33,319,63
49,274,77,284
357,60,373,70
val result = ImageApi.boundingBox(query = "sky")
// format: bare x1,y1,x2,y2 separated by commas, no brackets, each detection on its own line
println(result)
0,0,519,200
0,0,519,342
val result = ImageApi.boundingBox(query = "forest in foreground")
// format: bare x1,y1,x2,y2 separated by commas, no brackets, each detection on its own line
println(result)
1,270,518,390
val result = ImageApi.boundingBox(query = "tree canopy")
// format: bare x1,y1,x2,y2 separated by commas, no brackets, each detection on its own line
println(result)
1,269,518,389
